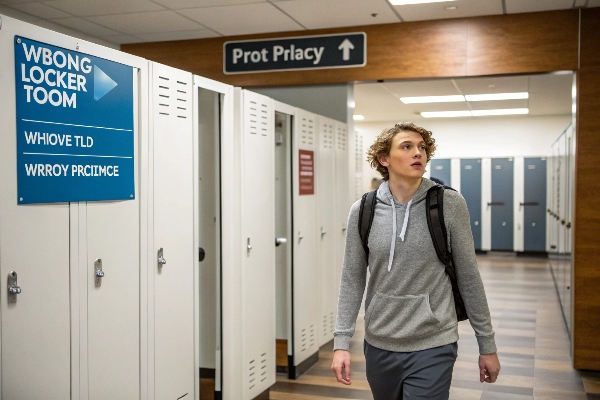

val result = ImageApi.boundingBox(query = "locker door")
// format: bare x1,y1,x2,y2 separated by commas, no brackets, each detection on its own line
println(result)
430,158,451,186
86,199,140,399
0,32,71,399
292,109,319,371
241,91,276,399
151,64,195,399
491,158,514,251
460,159,482,251
523,158,547,251
333,122,348,340
317,117,335,347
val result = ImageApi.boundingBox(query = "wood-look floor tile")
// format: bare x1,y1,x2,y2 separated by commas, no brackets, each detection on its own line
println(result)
533,387,588,400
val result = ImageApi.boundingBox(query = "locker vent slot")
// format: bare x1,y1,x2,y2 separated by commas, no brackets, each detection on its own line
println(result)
301,328,307,352
301,117,315,146
322,314,328,338
330,311,335,334
156,73,191,120
246,99,269,137
336,126,347,150
309,324,316,349
248,358,256,390
260,352,267,382
322,124,334,149
355,132,363,173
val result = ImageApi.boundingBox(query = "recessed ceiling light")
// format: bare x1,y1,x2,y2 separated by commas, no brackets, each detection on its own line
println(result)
421,111,472,118
444,6,457,10
353,115,365,121
400,95,465,104
421,108,529,118
465,92,529,101
389,0,456,5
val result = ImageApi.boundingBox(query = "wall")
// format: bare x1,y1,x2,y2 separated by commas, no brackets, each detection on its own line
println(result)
252,84,350,123
356,115,571,194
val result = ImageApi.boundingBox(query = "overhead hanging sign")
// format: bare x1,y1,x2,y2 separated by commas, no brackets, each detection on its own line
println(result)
14,36,135,204
224,32,366,74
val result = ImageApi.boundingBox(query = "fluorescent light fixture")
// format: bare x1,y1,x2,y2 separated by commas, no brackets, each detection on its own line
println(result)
471,108,529,116
465,92,528,101
400,95,465,104
421,111,472,118
353,115,365,121
421,108,529,118
390,0,456,5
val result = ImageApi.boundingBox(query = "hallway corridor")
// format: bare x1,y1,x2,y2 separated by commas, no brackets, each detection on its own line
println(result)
270,254,600,400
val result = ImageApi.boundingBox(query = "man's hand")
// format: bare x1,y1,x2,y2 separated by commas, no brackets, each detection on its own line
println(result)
479,353,501,383
331,349,352,385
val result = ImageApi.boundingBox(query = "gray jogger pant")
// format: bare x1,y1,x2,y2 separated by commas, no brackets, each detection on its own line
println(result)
364,340,458,400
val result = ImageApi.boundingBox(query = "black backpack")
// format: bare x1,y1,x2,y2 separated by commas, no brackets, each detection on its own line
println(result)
358,185,468,321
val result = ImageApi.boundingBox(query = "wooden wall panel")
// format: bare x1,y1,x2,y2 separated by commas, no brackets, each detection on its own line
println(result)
466,11,579,76
121,10,578,88
573,7,600,371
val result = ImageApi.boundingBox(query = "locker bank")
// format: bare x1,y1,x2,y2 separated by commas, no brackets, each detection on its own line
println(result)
1,2,599,400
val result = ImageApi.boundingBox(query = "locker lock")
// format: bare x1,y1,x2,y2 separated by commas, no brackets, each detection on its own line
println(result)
94,259,104,286
8,271,22,303
158,248,167,267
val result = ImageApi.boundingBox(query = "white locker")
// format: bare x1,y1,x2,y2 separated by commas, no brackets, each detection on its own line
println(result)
149,63,195,399
317,117,336,347
292,109,320,367
241,90,276,399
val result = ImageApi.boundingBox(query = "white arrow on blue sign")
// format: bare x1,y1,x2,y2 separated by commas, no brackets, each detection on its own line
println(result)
224,32,366,74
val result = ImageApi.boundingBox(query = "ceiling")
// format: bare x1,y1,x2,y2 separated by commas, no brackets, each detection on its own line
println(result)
0,0,590,122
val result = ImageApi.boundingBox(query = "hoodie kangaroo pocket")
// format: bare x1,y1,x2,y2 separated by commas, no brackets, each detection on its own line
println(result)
366,293,441,340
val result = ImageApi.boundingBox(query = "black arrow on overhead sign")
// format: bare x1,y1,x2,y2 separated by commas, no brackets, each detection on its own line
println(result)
338,39,355,61
223,32,366,74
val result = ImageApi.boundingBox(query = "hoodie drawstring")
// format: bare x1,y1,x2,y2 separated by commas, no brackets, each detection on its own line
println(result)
386,197,412,272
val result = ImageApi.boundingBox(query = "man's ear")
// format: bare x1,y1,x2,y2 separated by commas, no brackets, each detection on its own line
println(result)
378,154,389,167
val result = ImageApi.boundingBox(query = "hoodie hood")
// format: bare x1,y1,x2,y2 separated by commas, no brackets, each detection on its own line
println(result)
376,178,437,271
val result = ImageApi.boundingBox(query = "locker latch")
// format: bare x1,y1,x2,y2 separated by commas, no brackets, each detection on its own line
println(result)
158,248,167,267
94,259,104,286
8,271,21,303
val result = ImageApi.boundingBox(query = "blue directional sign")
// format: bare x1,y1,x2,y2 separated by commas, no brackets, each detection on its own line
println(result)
14,36,134,204
224,33,366,74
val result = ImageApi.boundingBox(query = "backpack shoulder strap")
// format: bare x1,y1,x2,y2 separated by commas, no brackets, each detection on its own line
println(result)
425,185,452,266
358,190,377,260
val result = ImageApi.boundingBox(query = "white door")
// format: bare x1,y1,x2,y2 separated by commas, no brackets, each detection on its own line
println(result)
292,109,319,366
0,31,71,400
241,90,276,399
317,117,336,347
151,63,195,399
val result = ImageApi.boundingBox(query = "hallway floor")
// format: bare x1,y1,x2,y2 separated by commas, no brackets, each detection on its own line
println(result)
270,254,600,400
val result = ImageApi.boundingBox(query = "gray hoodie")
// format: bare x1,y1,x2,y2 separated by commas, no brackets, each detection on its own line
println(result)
333,178,496,355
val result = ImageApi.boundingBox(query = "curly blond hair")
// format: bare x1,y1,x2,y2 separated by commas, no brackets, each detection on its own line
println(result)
366,122,436,181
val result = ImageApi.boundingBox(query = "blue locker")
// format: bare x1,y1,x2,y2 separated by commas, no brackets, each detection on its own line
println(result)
491,158,514,251
430,159,451,186
523,158,547,251
460,159,482,251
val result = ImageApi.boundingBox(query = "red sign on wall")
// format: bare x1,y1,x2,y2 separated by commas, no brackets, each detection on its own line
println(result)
299,150,314,195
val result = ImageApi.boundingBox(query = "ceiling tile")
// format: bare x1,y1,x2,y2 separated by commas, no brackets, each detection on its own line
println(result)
0,0,40,4
505,0,574,14
0,4,42,21
52,17,123,36
8,2,71,18
87,10,205,35
528,73,572,115
104,34,145,45
43,0,165,17
587,0,600,6
467,99,528,110
274,0,400,30
453,75,529,94
182,3,304,36
394,0,503,22
383,80,462,97
152,0,267,10
133,29,219,42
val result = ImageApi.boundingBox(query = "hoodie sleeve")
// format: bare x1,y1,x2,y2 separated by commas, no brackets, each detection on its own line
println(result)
333,200,369,351
445,191,497,355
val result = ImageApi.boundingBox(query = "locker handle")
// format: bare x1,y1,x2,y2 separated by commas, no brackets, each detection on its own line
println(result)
7,271,21,303
275,238,287,246
321,227,327,236
566,222,572,229
519,202,539,206
487,202,505,206
158,248,167,266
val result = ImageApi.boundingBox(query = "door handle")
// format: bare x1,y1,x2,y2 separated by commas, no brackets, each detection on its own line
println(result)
158,248,167,266
94,259,104,286
487,202,505,206
275,237,287,246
